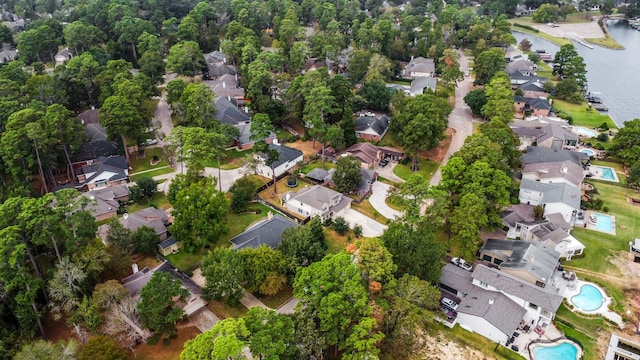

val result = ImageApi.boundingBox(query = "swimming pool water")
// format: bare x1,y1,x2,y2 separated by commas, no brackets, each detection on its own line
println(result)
580,149,595,156
571,284,604,312
574,127,597,137
594,213,613,232
533,342,579,360
596,166,615,180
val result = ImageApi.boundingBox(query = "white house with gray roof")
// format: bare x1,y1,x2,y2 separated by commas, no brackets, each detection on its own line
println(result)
521,160,584,188
519,178,581,223
402,57,435,79
281,185,352,221
255,144,303,178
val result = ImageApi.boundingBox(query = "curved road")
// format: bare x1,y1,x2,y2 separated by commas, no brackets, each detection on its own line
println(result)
429,51,475,186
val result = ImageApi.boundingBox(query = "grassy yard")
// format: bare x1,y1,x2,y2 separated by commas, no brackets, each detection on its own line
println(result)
325,227,352,254
511,24,572,47
569,180,640,275
130,147,169,173
167,203,274,272
127,192,171,212
258,284,293,309
555,303,613,360
377,132,404,149
553,99,618,129
207,300,249,319
393,158,440,181
445,325,526,360
200,148,251,170
384,196,403,211
350,199,388,224
130,167,174,182
129,326,200,360
299,159,336,174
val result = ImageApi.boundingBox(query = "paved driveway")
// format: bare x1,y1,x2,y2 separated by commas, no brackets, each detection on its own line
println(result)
369,182,403,220
343,208,387,238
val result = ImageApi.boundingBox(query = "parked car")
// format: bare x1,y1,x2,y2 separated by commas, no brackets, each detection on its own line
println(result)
145,138,158,145
379,159,388,167
451,257,473,272
441,298,459,312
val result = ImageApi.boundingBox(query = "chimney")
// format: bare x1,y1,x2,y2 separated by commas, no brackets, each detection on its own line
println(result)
267,211,273,220
489,299,495,305
223,82,226,89
132,263,139,273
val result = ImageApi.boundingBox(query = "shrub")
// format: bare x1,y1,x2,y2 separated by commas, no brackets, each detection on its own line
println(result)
602,206,609,213
513,23,539,32
353,224,363,238
333,217,350,235
600,122,609,130
597,133,609,142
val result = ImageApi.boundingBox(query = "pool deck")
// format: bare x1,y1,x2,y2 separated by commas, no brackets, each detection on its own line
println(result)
562,280,624,327
581,210,617,235
585,164,620,183
528,338,583,360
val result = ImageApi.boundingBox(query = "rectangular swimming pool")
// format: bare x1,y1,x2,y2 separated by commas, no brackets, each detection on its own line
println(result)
574,127,598,138
595,166,615,180
594,213,613,232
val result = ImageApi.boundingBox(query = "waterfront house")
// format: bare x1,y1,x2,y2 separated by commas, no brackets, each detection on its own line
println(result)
521,146,589,167
281,185,352,221
535,124,579,149
518,178,581,223
507,59,537,76
521,160,584,188
514,96,551,117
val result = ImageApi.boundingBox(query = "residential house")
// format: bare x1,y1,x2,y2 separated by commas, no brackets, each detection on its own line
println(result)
519,80,549,97
478,239,561,287
402,57,435,79
54,48,73,67
515,5,536,16
521,146,589,167
77,108,108,142
255,143,303,179
410,77,437,96
440,261,564,344
518,178,581,223
514,95,552,117
213,96,276,149
354,114,391,141
121,207,170,240
158,237,181,256
521,160,584,188
71,140,120,169
386,83,411,96
512,127,541,150
281,185,352,221
535,124,579,149
606,334,640,360
203,51,236,80
343,142,383,169
507,59,537,77
205,74,245,100
82,184,129,221
505,45,526,62
121,261,206,316
502,205,585,259
75,155,129,191
229,213,298,250
0,47,17,64
323,167,378,197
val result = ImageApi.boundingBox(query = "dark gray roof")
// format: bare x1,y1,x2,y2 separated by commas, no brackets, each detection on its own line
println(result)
458,286,527,336
506,59,535,74
236,122,276,146
230,215,298,250
354,115,390,136
521,146,589,166
264,144,303,169
121,261,202,297
536,227,570,244
120,208,167,236
545,213,571,230
214,97,250,125
514,95,551,111
512,126,542,138
520,80,547,92
357,168,376,191
537,124,578,144
479,239,560,286
306,168,329,182
501,204,536,228
78,109,99,124
519,178,581,210
71,140,120,163
472,264,564,312
440,263,475,295
404,57,435,75
158,237,179,249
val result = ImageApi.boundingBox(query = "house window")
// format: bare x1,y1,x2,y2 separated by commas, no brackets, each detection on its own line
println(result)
528,302,538,310
298,208,303,214
535,280,545,288
482,254,492,262
479,281,488,288
493,258,503,265
95,180,107,187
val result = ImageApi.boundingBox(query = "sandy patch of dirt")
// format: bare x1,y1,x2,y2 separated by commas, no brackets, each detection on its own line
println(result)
284,139,320,159
536,20,605,39
414,331,493,360
420,128,455,163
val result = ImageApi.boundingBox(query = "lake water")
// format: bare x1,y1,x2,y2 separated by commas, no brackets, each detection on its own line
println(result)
512,20,640,128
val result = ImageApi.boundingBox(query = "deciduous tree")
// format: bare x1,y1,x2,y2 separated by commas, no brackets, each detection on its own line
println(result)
201,247,246,306
138,272,189,342
333,155,361,194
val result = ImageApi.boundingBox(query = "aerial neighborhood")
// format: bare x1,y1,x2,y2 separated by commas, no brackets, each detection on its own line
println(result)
3,0,640,359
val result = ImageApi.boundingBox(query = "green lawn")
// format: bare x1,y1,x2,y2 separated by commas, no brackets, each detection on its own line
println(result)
200,148,251,170
207,300,249,319
377,132,403,149
258,284,293,309
554,304,614,360
445,325,526,360
568,180,640,275
130,167,174,182
299,159,336,174
126,192,171,213
351,199,388,224
166,250,206,274
553,99,617,129
393,158,440,181
129,147,169,173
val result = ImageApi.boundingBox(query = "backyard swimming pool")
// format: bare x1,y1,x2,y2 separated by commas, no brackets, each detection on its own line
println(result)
570,284,605,312
595,166,615,180
580,149,595,157
532,341,579,360
573,127,598,138
593,212,614,232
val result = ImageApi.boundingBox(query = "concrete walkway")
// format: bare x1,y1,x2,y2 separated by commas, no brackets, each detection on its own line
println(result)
369,182,403,220
240,291,270,310
430,51,474,186
374,161,405,184
276,298,299,314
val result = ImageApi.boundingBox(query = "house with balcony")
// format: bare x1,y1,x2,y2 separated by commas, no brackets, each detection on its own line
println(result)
521,160,584,188
281,185,352,221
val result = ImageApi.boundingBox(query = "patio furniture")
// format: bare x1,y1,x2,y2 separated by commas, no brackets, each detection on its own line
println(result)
511,345,519,352
523,325,531,333
512,332,520,338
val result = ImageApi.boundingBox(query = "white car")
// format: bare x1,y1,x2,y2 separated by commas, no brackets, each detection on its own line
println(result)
451,257,473,272
145,139,158,145
441,298,459,312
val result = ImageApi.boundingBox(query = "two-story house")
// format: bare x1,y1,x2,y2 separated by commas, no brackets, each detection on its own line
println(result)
281,185,352,221
254,144,304,179
402,57,435,79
